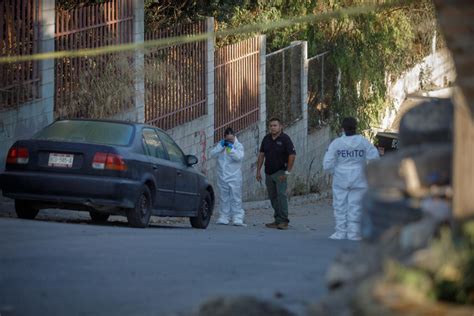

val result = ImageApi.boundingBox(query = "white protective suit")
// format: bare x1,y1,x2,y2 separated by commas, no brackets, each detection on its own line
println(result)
210,138,245,225
323,134,379,240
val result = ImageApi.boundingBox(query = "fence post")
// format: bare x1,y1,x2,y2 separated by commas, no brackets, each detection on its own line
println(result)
258,35,267,144
40,0,55,123
301,41,309,149
204,17,215,171
132,0,145,123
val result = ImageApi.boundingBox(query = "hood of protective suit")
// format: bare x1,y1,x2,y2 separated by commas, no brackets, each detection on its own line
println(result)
341,134,364,149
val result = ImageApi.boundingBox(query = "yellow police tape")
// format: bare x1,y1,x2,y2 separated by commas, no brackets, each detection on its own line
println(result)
0,1,403,63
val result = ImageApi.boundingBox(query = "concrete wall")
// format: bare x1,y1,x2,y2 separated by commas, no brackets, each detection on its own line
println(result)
167,115,210,175
0,0,56,172
381,48,457,130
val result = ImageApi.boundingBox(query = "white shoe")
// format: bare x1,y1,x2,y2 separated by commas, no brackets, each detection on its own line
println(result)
329,231,346,240
216,218,230,225
233,221,247,227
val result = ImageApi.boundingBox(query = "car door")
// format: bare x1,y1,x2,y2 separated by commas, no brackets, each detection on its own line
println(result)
142,128,176,211
155,129,200,213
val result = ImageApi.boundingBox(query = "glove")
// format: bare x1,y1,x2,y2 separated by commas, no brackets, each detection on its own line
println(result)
220,140,226,147
226,143,234,149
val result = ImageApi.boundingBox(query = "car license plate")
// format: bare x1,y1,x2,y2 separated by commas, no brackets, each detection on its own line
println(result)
48,153,74,168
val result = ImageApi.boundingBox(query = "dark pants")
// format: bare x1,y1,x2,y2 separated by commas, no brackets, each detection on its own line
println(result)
265,170,289,224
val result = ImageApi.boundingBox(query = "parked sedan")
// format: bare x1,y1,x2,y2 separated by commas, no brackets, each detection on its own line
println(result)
0,119,214,228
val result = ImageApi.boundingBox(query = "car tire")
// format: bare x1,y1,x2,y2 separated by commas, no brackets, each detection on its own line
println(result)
190,192,212,229
126,186,152,228
15,200,39,220
89,211,110,223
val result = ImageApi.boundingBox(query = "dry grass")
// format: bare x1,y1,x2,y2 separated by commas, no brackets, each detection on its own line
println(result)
56,53,136,119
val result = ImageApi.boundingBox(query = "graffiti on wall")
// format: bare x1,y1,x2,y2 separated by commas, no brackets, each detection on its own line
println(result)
195,129,207,174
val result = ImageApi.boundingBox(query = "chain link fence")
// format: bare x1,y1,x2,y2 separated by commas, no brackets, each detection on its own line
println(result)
307,51,338,131
266,43,303,126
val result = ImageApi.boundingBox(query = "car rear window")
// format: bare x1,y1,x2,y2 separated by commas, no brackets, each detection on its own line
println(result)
34,120,134,146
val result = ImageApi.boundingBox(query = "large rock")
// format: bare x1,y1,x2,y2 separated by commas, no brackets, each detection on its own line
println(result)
365,143,452,197
361,190,423,241
398,98,454,148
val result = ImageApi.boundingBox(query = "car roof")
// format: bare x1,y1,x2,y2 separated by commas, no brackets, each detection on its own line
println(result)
55,118,165,132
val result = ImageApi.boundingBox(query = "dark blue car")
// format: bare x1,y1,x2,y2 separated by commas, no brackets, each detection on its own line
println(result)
0,119,214,228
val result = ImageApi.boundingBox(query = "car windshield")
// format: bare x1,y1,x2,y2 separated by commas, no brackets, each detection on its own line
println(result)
34,120,134,146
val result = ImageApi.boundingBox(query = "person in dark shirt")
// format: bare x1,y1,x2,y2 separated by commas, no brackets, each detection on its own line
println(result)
256,118,296,230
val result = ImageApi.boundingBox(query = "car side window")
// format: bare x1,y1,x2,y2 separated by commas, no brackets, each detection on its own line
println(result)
142,129,167,160
156,130,185,164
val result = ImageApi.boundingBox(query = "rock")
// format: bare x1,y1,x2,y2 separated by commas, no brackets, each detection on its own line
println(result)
420,198,451,221
197,296,294,316
398,98,454,148
352,277,397,316
307,286,355,316
360,279,474,316
361,190,423,241
325,249,372,290
365,144,452,196
399,217,438,251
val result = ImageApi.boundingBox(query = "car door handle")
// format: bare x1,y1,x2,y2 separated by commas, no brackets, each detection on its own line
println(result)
177,170,182,176
153,165,159,170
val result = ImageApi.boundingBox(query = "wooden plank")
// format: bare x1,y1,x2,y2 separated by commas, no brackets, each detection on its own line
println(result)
453,89,474,219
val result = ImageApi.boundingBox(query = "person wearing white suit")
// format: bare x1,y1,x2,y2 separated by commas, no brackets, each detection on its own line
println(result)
323,117,379,240
210,127,246,226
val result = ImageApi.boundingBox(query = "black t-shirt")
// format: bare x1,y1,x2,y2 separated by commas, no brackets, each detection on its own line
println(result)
259,133,296,175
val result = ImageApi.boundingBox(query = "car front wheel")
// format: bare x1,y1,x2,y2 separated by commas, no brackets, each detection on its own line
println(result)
190,192,212,229
15,200,39,220
126,186,152,228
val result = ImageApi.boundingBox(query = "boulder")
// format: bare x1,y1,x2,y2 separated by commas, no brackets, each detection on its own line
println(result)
365,144,452,197
398,98,454,148
361,190,423,241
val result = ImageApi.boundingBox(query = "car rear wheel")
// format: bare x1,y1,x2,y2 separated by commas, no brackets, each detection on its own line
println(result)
15,200,39,220
126,186,152,228
89,211,110,223
190,192,212,229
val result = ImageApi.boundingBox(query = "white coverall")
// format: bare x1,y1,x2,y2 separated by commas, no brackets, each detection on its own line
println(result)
210,138,245,224
323,134,379,240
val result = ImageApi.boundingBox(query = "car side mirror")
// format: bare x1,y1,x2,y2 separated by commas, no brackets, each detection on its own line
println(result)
185,155,198,166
